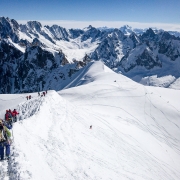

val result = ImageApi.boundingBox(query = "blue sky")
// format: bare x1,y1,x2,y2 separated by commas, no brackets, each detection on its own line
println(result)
0,0,180,30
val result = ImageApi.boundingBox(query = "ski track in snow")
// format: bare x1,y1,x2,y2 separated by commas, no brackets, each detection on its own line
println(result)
0,90,180,180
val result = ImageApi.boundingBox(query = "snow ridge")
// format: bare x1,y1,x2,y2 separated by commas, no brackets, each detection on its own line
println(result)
0,60,180,179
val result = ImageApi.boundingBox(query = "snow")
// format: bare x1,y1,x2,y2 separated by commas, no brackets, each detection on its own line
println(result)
0,61,180,179
140,75,176,88
18,22,99,63
7,38,26,53
55,37,99,62
169,77,180,90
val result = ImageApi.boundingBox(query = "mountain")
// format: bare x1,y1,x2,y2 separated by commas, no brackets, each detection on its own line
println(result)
0,16,180,93
0,61,180,179
119,25,133,35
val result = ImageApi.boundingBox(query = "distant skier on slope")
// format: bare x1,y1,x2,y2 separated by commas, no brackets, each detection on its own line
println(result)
0,119,11,160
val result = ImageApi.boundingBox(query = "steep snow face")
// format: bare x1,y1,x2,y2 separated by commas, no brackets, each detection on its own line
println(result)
62,61,114,89
0,62,179,179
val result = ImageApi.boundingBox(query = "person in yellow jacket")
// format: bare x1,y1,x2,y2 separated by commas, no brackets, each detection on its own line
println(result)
0,119,11,160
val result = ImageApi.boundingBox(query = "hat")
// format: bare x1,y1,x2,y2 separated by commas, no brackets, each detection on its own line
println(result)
6,110,8,112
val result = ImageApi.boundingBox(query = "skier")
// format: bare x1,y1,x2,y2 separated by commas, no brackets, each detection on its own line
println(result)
90,125,92,129
43,92,46,96
38,92,40,96
29,95,31,99
26,96,29,100
12,109,19,122
0,119,11,160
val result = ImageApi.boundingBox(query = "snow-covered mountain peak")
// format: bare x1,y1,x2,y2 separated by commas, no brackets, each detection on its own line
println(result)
141,28,156,40
120,25,133,35
83,25,94,31
26,21,42,30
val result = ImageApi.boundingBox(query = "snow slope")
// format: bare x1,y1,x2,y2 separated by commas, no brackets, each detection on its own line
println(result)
0,61,180,180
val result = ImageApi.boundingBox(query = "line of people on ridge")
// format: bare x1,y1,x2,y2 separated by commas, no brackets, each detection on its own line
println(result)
26,91,48,100
0,109,19,160
26,95,32,100
38,90,47,97
5,109,19,126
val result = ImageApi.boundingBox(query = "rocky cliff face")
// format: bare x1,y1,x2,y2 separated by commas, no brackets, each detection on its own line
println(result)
0,17,20,42
0,39,71,93
0,16,180,93
0,40,23,93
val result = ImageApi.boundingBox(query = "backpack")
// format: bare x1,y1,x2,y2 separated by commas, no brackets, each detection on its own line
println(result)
0,128,7,142
8,112,12,118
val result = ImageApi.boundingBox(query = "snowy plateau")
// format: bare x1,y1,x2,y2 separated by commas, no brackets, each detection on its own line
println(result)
0,17,180,93
0,61,180,180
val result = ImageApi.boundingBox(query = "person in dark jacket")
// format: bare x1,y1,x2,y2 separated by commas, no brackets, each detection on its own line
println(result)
0,119,11,160
5,110,9,121
5,110,13,126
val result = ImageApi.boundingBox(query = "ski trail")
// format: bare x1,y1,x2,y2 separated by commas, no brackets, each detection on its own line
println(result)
0,160,9,180
74,106,180,180
17,96,44,120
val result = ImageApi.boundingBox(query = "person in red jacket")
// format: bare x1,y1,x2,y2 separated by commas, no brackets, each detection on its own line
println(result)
12,109,19,122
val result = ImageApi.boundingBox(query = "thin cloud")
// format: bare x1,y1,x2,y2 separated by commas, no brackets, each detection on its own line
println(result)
17,20,180,31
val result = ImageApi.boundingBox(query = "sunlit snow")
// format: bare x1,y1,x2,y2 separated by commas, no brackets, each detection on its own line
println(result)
0,61,180,180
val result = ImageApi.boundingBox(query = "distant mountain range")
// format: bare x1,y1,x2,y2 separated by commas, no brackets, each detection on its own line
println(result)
0,16,180,93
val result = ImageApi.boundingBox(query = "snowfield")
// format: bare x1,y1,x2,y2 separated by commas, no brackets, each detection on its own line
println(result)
0,61,180,180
